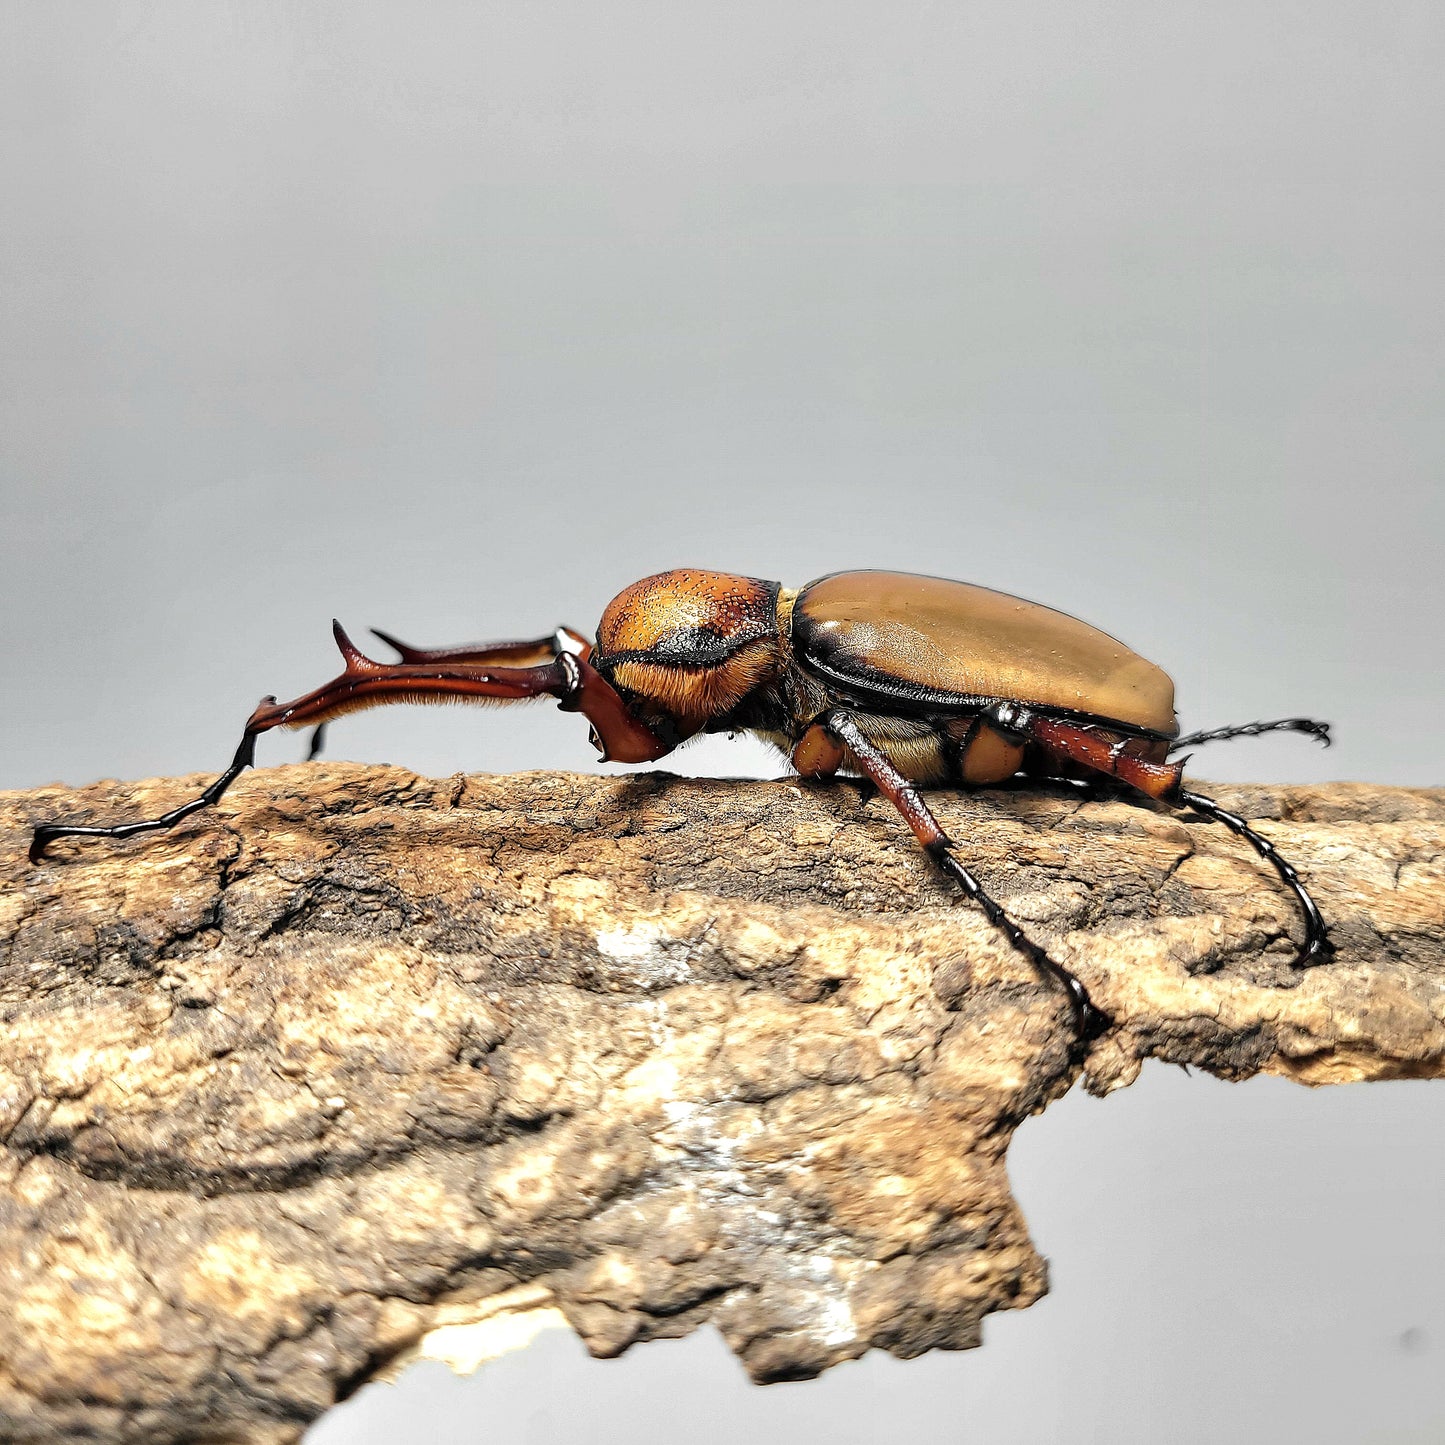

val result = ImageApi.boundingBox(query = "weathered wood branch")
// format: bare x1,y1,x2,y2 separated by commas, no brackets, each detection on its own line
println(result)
1,765,1442,1443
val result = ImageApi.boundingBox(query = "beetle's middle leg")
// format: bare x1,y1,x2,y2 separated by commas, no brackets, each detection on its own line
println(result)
800,710,1108,1041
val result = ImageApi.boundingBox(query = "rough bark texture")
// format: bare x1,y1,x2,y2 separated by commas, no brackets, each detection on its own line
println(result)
0,764,1441,1443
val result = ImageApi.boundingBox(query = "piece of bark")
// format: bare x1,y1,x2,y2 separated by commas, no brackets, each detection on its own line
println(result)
0,764,1441,1444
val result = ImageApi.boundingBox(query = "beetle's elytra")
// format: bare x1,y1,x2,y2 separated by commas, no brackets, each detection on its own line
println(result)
30,569,1334,1042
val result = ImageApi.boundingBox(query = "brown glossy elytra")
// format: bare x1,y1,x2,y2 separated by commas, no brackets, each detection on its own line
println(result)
30,569,1335,1042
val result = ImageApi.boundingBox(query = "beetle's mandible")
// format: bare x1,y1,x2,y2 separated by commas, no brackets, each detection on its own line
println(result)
30,569,1335,1040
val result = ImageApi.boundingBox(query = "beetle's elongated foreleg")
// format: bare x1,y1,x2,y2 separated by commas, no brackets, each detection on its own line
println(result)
31,620,669,863
369,624,593,667
30,623,576,862
1018,710,1333,969
305,626,594,758
1169,717,1331,753
816,710,1107,1041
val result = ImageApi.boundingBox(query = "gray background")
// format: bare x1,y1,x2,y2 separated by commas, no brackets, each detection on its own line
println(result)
2,4,1441,1442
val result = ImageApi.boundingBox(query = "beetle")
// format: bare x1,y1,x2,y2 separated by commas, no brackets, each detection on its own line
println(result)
29,569,1334,1039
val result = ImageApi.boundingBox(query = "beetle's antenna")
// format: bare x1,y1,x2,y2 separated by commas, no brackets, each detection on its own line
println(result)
1176,788,1333,967
1169,717,1331,753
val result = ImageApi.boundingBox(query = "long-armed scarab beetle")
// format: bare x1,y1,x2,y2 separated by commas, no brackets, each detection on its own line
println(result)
30,570,1334,1038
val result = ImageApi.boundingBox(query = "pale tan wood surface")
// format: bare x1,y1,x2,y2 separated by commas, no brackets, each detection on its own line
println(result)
1,765,1441,1442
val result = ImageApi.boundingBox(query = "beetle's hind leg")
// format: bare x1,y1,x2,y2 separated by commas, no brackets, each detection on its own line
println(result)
814,710,1108,1042
1169,717,1331,753
1017,711,1333,970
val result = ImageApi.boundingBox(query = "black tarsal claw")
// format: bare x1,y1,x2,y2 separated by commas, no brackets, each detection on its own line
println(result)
1064,977,1112,1043
1077,999,1113,1042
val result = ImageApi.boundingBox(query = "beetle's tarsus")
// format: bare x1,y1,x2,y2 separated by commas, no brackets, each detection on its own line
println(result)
28,733,260,866
1170,717,1332,753
821,710,1104,1047
933,841,1108,1040
1176,787,1332,969
306,724,328,761
1294,929,1337,968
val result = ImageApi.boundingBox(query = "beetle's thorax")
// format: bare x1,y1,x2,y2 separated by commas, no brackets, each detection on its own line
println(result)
591,569,786,736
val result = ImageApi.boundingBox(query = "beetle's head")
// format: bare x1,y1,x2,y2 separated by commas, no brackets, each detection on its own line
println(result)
592,569,783,738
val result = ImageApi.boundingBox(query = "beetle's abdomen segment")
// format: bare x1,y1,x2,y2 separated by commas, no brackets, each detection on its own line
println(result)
793,571,1177,736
